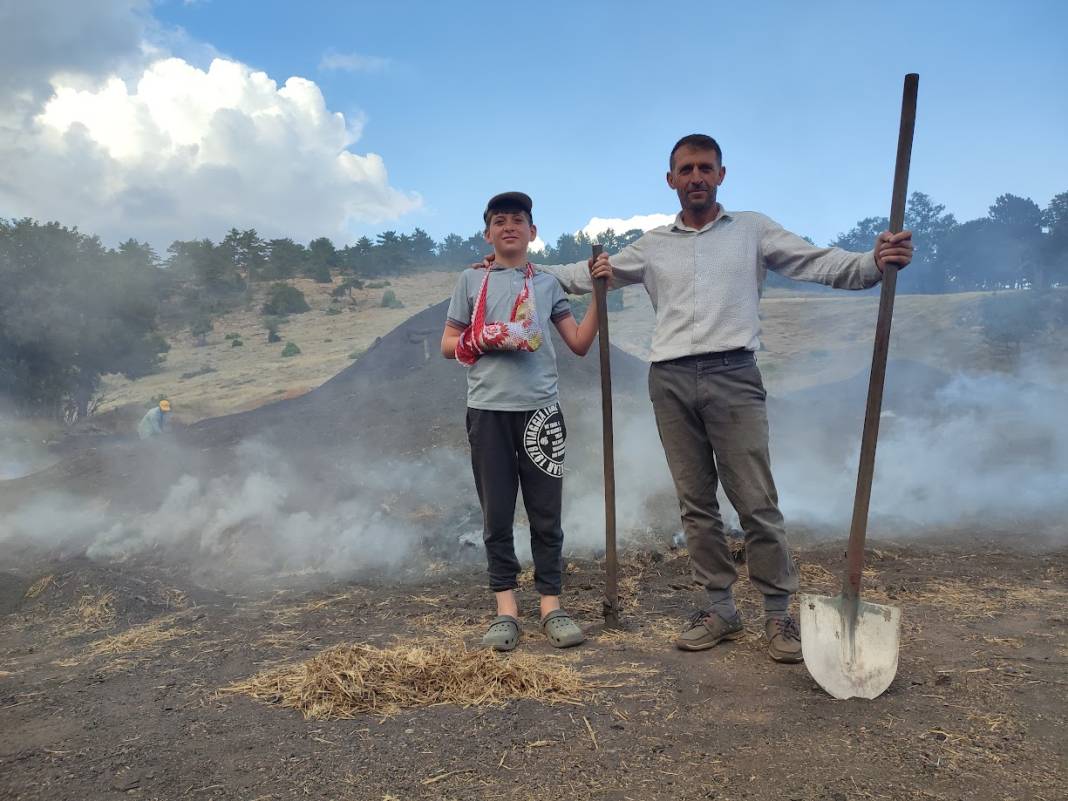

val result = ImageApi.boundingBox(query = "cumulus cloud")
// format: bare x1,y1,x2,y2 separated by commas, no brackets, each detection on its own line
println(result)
0,4,419,248
0,0,149,106
319,49,390,73
579,213,676,240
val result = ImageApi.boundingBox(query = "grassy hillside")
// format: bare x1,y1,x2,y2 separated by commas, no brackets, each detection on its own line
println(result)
96,276,1068,428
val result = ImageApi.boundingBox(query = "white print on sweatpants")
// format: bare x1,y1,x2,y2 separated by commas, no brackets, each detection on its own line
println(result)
524,404,565,478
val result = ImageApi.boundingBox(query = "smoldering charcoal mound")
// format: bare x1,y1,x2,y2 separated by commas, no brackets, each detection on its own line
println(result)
2,299,650,510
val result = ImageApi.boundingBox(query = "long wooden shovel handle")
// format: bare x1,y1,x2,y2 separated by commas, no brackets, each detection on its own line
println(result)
844,73,919,601
592,243,619,625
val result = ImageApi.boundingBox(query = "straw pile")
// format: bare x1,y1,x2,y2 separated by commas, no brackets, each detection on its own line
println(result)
76,592,117,629
24,574,55,599
224,642,590,719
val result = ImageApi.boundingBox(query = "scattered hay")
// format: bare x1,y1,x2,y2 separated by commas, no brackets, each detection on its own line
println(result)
24,575,54,599
76,591,117,629
223,642,591,719
868,578,1068,620
157,587,189,610
84,615,187,659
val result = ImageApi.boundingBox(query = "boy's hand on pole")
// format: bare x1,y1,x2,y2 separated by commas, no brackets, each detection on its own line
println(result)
588,252,613,283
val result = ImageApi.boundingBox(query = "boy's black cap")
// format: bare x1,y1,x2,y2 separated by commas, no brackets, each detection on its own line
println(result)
483,191,533,224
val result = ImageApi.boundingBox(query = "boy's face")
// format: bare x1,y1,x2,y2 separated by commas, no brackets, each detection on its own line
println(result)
483,210,536,261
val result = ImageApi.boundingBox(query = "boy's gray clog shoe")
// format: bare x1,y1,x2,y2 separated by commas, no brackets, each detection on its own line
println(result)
541,609,586,648
482,615,521,651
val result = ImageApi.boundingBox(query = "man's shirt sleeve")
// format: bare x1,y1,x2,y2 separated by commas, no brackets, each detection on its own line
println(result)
536,236,648,294
760,218,882,290
446,271,473,328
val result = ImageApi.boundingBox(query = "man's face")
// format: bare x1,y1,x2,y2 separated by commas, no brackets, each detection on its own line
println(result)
484,210,536,259
667,145,726,215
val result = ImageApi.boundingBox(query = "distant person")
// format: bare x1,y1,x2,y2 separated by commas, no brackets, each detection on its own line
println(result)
441,191,610,651
538,134,914,664
137,399,172,440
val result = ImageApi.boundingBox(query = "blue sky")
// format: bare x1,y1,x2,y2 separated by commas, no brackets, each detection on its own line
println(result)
3,1,1066,249
151,0,1068,245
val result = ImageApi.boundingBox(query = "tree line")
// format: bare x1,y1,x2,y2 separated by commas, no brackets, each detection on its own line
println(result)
1,187,1064,421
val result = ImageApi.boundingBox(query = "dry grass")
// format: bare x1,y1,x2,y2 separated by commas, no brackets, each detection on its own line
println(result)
76,591,117,629
83,615,188,659
866,577,1068,620
23,574,54,599
223,641,592,719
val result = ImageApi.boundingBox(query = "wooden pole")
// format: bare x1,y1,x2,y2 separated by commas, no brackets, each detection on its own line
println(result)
843,73,919,605
592,243,619,626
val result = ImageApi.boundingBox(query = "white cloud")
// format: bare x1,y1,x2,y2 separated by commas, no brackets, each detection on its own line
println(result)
578,213,676,240
319,49,390,73
529,235,547,253
0,6,418,248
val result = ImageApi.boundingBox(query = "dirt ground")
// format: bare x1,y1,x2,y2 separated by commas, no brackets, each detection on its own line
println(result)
1,531,1065,801
4,285,1067,800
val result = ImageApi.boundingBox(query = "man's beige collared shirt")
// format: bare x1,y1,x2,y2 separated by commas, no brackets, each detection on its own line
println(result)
538,209,882,363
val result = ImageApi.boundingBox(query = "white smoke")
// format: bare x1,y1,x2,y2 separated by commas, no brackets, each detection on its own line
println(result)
772,365,1068,532
0,439,473,582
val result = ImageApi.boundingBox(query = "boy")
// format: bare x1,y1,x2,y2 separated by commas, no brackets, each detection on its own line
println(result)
441,191,609,651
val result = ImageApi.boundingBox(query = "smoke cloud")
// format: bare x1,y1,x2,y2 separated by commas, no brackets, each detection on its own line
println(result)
771,363,1068,533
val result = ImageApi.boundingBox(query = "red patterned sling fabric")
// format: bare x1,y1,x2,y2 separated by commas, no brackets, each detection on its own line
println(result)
455,263,544,366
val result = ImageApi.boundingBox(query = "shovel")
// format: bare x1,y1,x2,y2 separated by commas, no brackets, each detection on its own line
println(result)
591,243,620,627
800,73,918,700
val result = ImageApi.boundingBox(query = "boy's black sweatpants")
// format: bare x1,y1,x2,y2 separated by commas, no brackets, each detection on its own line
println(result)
466,404,566,596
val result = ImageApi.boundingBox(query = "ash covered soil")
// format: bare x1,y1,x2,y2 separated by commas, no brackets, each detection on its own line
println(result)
2,300,1067,800
1,536,1066,801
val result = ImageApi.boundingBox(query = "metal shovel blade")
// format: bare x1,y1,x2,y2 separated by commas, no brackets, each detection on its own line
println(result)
800,592,901,700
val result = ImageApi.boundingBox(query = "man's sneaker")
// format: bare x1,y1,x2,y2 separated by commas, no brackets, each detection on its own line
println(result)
765,615,803,663
674,609,744,651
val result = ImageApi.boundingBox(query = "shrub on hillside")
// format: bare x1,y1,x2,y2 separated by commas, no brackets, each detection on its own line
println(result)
381,289,403,309
980,291,1068,359
262,283,310,316
264,316,284,343
281,341,301,357
190,317,213,347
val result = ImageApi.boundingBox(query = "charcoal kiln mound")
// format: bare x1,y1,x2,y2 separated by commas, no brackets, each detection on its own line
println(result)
1,300,650,510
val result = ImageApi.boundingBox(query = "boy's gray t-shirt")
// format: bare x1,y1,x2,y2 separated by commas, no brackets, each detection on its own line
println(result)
447,267,572,411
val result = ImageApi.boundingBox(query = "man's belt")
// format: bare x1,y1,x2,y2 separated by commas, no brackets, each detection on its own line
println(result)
657,349,755,367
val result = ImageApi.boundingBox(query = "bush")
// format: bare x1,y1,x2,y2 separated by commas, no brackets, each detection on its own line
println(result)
381,289,403,309
262,283,310,316
281,341,301,357
325,307,342,316
331,277,364,297
190,317,213,346
179,366,216,380
366,280,391,289
980,291,1068,360
231,338,244,347
309,262,332,283
264,316,283,343
224,332,241,340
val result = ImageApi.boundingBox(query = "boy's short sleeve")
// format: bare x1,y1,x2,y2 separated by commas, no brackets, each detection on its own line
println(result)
446,271,473,328
549,279,571,323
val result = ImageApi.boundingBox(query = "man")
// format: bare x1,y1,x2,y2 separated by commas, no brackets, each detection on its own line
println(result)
539,134,913,663
138,399,172,440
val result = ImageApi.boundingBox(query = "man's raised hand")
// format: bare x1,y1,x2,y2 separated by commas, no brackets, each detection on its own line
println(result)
874,230,914,271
